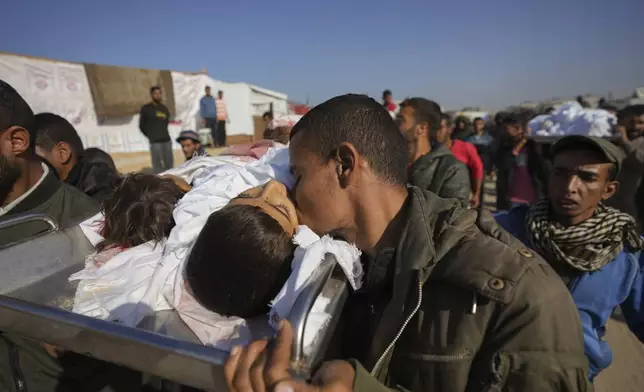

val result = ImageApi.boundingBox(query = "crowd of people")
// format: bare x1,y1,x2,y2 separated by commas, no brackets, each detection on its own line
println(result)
0,78,643,391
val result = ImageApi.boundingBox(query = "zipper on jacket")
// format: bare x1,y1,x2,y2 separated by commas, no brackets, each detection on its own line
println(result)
405,349,473,363
7,339,27,392
470,292,478,315
370,276,423,377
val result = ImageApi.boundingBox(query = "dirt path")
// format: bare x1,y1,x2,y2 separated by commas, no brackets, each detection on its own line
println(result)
595,316,644,391
110,148,223,173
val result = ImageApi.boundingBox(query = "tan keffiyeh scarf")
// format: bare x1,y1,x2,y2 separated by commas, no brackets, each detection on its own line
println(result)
526,199,644,272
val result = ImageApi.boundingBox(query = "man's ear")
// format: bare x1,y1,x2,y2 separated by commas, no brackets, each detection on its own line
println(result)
333,142,359,188
7,126,31,155
54,142,73,164
416,122,429,138
602,181,619,201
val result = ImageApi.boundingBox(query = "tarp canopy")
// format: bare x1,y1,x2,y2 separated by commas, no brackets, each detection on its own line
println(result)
84,63,176,117
0,53,289,153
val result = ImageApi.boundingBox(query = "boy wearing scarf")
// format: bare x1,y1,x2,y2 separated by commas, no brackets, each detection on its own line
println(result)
495,135,644,381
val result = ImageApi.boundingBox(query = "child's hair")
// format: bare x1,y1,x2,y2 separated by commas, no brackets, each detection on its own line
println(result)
96,173,185,252
263,125,291,144
186,204,295,318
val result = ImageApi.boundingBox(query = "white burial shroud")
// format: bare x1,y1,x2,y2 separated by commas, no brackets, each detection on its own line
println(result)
70,146,362,353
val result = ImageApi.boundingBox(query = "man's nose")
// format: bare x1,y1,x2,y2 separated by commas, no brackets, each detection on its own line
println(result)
566,176,581,193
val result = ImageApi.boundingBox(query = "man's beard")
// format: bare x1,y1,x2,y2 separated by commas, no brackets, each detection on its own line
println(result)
0,155,21,206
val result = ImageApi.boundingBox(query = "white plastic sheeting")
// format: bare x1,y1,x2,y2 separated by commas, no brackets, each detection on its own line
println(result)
250,84,289,117
528,101,617,138
0,53,289,153
0,54,96,128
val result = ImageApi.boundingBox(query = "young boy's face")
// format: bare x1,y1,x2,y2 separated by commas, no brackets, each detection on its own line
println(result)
230,180,299,235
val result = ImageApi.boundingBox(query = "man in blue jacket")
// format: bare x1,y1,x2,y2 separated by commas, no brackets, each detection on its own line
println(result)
495,135,644,381
200,85,218,146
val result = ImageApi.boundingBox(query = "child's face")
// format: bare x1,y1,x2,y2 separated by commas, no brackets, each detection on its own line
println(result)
230,180,299,235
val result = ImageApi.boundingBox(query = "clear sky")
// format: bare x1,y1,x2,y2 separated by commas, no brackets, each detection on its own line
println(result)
2,0,642,109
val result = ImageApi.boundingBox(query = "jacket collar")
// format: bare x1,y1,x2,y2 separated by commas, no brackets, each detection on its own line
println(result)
395,186,465,280
66,158,85,187
7,164,62,216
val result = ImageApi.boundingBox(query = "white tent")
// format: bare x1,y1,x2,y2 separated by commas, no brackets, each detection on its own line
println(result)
0,53,289,153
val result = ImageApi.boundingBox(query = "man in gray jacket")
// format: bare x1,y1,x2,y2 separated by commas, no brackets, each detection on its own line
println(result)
397,97,470,205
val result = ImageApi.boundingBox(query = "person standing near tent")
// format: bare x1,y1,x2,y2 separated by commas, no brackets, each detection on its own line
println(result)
216,90,229,147
139,86,173,173
200,86,218,147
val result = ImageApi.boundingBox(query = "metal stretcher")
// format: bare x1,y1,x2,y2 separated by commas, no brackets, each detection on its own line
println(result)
0,213,349,391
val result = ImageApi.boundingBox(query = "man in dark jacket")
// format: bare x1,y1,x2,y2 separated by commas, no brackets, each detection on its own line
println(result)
0,80,144,392
0,81,99,246
397,97,470,205
139,86,173,173
34,112,120,202
225,94,590,392
493,113,550,211
606,105,644,233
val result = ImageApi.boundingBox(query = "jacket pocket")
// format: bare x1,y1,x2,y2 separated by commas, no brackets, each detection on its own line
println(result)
473,352,510,392
402,348,474,363
472,351,590,392
391,349,475,391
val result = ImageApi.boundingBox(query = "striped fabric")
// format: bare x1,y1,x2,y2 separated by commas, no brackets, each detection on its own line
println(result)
216,99,227,121
526,199,643,271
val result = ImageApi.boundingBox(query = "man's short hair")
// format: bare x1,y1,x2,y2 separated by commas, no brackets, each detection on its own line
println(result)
84,147,118,172
290,94,408,186
34,113,84,158
400,97,443,133
0,79,36,151
150,86,161,94
441,112,452,126
217,90,223,95
494,111,508,125
473,117,484,123
618,104,644,122
97,173,184,252
382,89,392,99
500,113,523,128
186,204,294,318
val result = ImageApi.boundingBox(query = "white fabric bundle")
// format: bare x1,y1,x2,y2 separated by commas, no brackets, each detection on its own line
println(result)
70,146,362,353
529,101,617,138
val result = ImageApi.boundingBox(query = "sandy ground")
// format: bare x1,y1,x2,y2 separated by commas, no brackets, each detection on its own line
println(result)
110,148,223,173
108,153,644,391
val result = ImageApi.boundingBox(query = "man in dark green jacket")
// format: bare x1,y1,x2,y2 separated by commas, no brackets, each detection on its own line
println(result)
0,80,142,392
397,97,470,206
0,80,99,246
224,94,590,392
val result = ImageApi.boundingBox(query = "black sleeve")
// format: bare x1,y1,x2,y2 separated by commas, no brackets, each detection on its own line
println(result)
82,163,121,203
139,105,148,135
